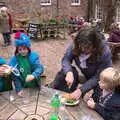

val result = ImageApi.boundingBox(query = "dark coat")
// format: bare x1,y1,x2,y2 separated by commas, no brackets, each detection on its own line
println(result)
94,90,120,120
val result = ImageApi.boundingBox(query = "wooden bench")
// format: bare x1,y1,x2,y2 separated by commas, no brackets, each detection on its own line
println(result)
108,42,120,58
12,27,26,33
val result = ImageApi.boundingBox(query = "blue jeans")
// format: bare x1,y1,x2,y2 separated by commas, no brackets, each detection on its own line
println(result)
3,32,11,45
0,76,12,92
0,77,5,92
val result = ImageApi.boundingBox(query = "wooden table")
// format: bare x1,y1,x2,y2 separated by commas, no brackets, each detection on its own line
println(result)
0,86,103,120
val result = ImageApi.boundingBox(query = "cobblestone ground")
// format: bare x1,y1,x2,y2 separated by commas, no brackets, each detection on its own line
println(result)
30,36,72,84
0,33,120,85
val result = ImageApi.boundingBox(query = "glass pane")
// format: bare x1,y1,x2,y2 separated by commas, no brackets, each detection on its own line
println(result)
40,0,51,4
72,0,79,4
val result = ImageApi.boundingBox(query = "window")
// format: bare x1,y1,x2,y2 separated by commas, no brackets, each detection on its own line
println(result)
40,0,51,6
116,7,120,22
95,0,103,20
116,0,120,22
71,0,80,6
96,5,103,20
0,2,6,7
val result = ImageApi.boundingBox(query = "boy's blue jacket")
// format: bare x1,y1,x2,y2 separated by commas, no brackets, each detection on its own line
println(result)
9,52,44,78
0,57,6,65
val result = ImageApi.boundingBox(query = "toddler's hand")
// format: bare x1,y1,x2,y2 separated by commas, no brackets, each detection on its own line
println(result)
87,98,95,109
83,90,93,102
25,74,35,82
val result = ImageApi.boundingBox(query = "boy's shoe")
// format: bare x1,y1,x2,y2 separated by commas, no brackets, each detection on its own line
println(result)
46,82,56,88
2,43,7,47
2,42,10,47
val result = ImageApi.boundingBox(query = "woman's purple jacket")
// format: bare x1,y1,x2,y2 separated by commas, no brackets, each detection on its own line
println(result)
62,41,112,94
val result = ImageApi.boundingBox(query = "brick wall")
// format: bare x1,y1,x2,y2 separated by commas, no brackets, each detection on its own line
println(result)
0,0,88,21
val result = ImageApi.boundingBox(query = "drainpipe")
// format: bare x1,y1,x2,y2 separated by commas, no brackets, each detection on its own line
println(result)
87,0,91,22
56,0,59,17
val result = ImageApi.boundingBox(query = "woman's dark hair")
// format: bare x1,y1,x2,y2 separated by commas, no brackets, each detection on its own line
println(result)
73,26,104,63
15,47,31,55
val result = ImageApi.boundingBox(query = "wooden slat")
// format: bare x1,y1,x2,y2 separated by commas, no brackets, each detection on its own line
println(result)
108,42,120,53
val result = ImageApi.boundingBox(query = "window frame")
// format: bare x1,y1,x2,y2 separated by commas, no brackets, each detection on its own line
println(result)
40,0,51,6
116,6,120,22
0,2,6,7
71,0,80,6
95,4,103,20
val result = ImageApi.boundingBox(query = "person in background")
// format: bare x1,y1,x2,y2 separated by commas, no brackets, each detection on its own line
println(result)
0,57,12,91
68,16,77,34
75,17,85,31
6,6,12,33
95,19,104,32
87,67,120,120
50,27,112,100
9,32,44,96
0,7,11,46
108,23,120,60
76,17,85,26
90,18,97,27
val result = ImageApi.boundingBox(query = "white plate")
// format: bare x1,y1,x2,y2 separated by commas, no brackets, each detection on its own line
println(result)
61,97,80,106
64,99,80,106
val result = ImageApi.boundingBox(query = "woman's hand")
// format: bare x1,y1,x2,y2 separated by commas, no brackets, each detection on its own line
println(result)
65,71,74,88
70,88,82,100
87,98,96,109
25,74,35,82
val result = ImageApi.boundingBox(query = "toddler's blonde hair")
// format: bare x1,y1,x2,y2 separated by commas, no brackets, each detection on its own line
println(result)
100,67,120,90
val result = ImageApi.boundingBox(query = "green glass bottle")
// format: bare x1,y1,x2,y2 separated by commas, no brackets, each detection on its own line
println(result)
49,93,61,120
